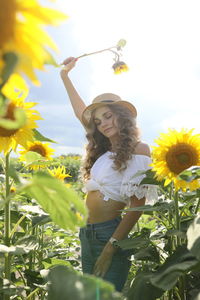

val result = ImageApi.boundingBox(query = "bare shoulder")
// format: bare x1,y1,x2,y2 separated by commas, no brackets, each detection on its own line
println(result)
134,142,151,157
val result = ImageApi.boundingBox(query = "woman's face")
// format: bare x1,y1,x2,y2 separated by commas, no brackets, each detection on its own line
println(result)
93,106,119,139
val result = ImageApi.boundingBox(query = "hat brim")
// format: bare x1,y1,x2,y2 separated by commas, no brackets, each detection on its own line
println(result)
82,100,137,128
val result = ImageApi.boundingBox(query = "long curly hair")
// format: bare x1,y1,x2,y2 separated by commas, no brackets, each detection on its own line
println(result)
81,104,140,181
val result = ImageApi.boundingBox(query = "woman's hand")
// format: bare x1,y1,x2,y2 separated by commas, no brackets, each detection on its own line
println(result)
93,252,113,278
93,243,116,278
60,57,77,77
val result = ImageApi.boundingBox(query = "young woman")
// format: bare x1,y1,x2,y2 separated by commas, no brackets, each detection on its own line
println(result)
60,57,156,292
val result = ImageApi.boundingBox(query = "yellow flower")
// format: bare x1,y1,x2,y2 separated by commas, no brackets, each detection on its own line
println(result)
10,186,16,193
0,96,41,154
151,128,200,191
75,211,84,221
65,183,71,188
112,61,129,74
48,166,71,181
72,155,81,160
0,0,67,85
2,73,29,100
19,141,55,169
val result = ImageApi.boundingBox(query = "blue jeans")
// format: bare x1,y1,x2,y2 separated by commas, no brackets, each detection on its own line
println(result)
79,217,132,292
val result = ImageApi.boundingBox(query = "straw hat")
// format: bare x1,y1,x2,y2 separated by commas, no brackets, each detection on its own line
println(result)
82,93,137,127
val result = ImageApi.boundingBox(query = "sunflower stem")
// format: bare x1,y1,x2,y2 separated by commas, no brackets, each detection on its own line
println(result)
194,197,200,215
4,153,11,300
75,45,118,59
174,191,181,246
168,289,173,300
174,191,186,299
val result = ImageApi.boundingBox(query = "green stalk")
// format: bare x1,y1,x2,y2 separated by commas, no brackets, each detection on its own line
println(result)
136,220,140,232
26,288,40,300
174,191,186,300
4,153,11,300
76,45,118,59
38,225,44,269
174,191,180,246
168,289,173,300
194,197,200,215
10,213,28,239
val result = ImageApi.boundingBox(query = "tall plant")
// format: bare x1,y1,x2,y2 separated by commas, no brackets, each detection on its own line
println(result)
0,2,127,299
118,128,200,300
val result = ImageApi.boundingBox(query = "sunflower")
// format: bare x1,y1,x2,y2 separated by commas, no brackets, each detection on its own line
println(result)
1,73,28,100
48,166,71,181
0,0,67,85
151,128,200,191
19,141,55,169
0,96,41,154
112,61,129,74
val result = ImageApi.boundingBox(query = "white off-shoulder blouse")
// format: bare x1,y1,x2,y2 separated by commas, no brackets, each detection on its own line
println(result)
83,151,158,205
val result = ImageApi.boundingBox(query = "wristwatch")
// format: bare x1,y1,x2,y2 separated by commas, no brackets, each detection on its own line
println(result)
109,237,119,248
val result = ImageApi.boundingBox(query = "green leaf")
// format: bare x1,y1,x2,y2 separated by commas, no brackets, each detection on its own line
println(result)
0,52,18,88
42,258,72,269
33,129,57,143
150,245,198,291
24,269,43,286
134,245,160,263
117,229,150,250
44,50,60,67
27,160,53,168
22,171,87,230
117,236,149,250
179,166,200,182
14,235,38,250
20,151,42,164
20,151,54,169
140,177,160,185
8,163,20,184
0,95,6,113
8,210,27,230
125,202,172,213
127,272,164,300
130,169,160,185
32,215,51,227
0,236,38,255
166,229,186,238
187,215,200,260
46,265,122,300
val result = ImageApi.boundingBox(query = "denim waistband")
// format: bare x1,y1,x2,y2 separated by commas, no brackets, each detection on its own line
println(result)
85,216,121,230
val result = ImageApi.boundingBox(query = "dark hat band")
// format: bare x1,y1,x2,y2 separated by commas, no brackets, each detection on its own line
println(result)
100,100,115,103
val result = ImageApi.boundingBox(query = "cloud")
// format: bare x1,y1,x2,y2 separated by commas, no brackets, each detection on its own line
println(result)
160,111,200,133
53,145,84,156
27,0,200,154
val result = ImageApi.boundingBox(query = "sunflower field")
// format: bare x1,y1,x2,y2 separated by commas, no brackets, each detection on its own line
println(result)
0,1,200,300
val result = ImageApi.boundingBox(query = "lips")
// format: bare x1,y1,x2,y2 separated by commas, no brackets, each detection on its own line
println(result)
104,127,112,134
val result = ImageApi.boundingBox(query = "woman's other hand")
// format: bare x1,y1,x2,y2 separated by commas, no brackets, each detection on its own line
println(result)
93,243,116,278
93,252,113,278
60,57,77,77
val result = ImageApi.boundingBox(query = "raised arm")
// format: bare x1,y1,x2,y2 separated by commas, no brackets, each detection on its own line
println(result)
60,57,86,123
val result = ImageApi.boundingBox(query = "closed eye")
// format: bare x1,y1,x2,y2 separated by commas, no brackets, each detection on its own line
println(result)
94,120,101,126
105,113,112,119
93,111,113,126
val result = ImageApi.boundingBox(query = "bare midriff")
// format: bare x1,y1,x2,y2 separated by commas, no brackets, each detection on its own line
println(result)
86,190,126,224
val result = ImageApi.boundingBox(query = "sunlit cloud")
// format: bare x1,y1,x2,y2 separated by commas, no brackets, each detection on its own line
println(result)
28,0,200,155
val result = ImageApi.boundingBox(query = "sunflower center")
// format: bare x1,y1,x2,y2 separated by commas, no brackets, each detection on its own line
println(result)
29,145,47,157
166,143,198,174
0,103,19,137
0,0,16,47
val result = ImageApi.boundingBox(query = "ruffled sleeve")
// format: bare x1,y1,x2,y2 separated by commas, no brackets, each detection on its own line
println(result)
120,155,158,204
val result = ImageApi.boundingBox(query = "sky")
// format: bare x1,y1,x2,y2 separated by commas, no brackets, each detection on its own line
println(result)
28,0,200,156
